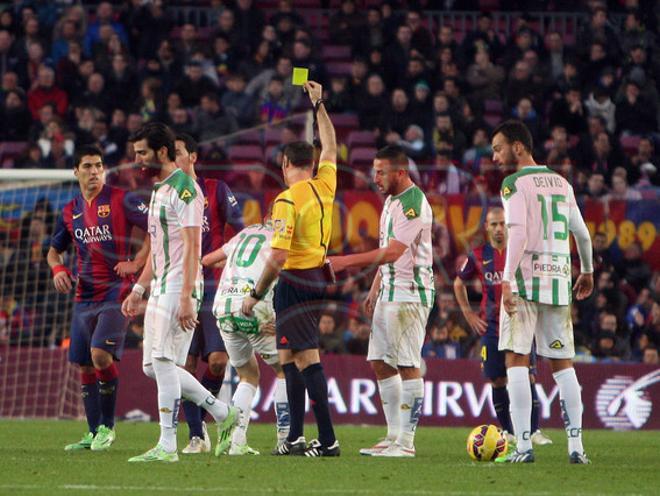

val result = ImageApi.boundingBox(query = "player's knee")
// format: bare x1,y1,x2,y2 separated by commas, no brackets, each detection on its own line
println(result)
207,352,227,376
142,363,155,379
91,348,113,370
370,360,397,380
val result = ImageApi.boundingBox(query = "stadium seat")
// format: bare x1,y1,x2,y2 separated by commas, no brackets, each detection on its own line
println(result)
620,135,642,156
235,129,262,146
0,141,27,161
330,113,359,129
228,145,264,163
347,130,376,149
349,147,377,167
484,99,503,114
327,62,353,77
322,45,352,61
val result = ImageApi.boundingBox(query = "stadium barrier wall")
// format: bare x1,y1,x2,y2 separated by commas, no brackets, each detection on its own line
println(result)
2,348,658,430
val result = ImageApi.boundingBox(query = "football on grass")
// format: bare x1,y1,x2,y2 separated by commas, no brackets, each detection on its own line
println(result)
466,424,508,461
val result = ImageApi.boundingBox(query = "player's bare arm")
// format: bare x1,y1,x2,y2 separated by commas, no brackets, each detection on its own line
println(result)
201,246,227,268
179,226,201,332
364,270,382,319
303,81,336,163
453,276,487,335
47,247,73,294
241,247,288,317
121,261,153,318
114,234,151,277
328,239,407,273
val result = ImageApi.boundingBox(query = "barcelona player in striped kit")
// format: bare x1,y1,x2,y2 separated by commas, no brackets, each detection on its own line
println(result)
454,207,551,448
48,144,149,452
174,133,244,453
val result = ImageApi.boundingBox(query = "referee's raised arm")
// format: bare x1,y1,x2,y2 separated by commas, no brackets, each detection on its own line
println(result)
305,81,337,165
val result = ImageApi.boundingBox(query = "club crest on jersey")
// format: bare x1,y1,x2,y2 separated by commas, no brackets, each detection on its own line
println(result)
97,204,110,217
404,207,417,218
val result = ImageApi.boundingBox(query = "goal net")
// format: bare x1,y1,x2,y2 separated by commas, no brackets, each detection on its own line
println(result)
0,169,82,418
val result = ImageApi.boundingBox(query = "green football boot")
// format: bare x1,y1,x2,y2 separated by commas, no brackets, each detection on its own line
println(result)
64,432,94,452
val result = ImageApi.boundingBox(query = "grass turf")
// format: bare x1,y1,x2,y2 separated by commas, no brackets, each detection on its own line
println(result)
0,420,658,495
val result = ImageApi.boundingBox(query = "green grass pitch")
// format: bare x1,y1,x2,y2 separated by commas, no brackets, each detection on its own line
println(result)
0,420,658,495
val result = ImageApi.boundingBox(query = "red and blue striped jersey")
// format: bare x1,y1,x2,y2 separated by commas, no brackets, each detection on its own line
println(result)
51,185,149,302
197,177,243,295
457,242,506,337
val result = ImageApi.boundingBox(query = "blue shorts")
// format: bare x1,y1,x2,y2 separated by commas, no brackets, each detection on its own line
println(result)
188,296,226,360
69,302,128,365
481,335,538,380
274,268,327,351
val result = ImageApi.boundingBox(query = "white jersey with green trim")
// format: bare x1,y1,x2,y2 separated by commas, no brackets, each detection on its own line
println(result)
377,184,434,306
148,168,204,297
500,165,586,306
213,223,275,317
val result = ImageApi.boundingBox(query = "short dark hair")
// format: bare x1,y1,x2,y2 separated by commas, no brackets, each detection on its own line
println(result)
73,144,104,168
283,141,314,168
175,132,198,155
491,119,533,153
375,145,408,170
129,121,176,161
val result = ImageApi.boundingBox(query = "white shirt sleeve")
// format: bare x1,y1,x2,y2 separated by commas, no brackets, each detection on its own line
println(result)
502,186,528,283
172,189,203,228
392,205,422,247
567,185,593,273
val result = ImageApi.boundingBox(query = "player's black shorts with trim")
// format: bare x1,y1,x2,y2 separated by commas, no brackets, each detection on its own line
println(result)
69,301,128,365
274,268,327,350
482,334,538,380
188,291,226,359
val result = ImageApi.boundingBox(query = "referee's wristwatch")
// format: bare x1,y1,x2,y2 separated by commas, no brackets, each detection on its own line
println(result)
250,288,264,301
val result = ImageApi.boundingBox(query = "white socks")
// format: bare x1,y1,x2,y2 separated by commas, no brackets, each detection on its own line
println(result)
178,366,229,422
231,382,257,445
274,377,290,443
397,378,424,449
507,366,532,452
152,358,181,453
378,375,402,440
553,367,584,455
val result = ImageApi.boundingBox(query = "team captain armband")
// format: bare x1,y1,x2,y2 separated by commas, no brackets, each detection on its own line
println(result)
51,264,71,277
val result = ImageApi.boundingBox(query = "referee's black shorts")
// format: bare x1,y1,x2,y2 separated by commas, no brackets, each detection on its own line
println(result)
274,267,328,350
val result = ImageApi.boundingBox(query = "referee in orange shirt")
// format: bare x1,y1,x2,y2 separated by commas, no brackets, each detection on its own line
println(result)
242,80,339,457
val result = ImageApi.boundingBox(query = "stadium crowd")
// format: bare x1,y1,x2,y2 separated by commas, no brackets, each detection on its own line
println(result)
0,0,659,365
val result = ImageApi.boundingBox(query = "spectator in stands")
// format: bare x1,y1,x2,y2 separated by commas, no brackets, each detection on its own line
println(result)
586,130,627,181
75,72,111,116
51,18,80,64
378,88,415,145
84,2,128,57
14,142,43,168
631,137,659,169
543,31,569,82
267,124,298,168
592,231,613,275
37,117,74,168
462,128,491,175
105,54,137,111
246,55,299,110
346,58,368,106
0,29,21,82
395,124,431,163
429,150,469,195
549,85,587,136
408,80,433,131
130,0,173,59
406,9,434,60
576,6,620,60
432,112,466,161
357,7,384,55
174,61,217,109
345,318,370,355
221,74,254,128
585,85,616,134
593,312,630,361
319,312,345,355
234,0,265,54
615,80,658,136
27,65,67,119
258,76,289,124
1,88,31,140
291,38,326,87
466,48,504,101
643,346,659,365
270,0,305,34
512,96,542,145
586,172,607,198
383,24,412,89
1,71,19,99
422,320,460,359
192,92,238,142
329,0,365,50
356,73,387,132
461,12,504,64
616,242,652,294
604,168,642,201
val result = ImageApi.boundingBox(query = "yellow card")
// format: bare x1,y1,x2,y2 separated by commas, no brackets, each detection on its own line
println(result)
292,67,309,86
